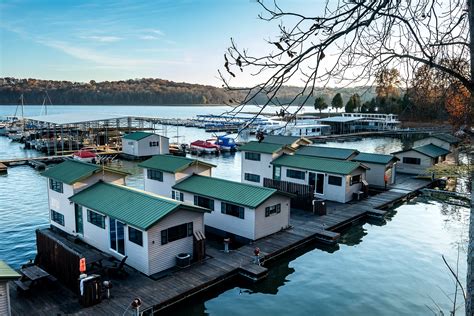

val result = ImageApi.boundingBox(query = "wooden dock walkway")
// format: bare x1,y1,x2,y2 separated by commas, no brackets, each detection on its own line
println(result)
9,174,432,315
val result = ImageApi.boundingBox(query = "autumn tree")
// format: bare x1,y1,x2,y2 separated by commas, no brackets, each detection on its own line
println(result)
314,96,328,114
331,93,344,113
445,82,472,130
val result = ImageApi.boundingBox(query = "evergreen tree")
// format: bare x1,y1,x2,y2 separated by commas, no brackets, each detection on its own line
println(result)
313,96,328,114
331,93,343,112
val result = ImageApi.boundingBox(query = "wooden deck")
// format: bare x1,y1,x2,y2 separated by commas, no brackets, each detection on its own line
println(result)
9,174,432,315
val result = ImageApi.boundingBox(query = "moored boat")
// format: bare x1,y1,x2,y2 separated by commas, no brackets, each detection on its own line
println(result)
73,150,98,163
212,135,236,152
190,140,220,154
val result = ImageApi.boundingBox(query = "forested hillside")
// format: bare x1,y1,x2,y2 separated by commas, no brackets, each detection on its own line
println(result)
0,77,374,105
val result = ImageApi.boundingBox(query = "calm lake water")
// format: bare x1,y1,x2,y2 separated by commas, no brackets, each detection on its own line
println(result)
0,105,469,315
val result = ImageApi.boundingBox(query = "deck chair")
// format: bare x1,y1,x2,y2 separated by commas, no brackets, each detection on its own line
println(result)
106,256,129,279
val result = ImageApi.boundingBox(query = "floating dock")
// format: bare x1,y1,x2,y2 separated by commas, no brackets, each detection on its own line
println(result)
9,174,432,315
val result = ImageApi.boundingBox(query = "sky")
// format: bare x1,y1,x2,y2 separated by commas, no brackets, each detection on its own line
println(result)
0,0,318,86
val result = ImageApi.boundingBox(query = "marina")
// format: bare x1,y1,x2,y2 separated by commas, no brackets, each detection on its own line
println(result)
9,174,433,315
0,105,470,316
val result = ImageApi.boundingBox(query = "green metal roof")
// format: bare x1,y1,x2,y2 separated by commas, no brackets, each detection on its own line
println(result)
138,155,215,173
69,181,208,231
431,133,460,144
0,260,20,280
41,160,129,185
353,153,398,165
173,175,278,208
238,141,289,154
413,144,451,158
272,154,367,175
122,131,158,141
296,146,358,160
262,135,311,146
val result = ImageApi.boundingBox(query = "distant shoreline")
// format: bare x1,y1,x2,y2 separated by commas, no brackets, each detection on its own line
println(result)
0,103,234,107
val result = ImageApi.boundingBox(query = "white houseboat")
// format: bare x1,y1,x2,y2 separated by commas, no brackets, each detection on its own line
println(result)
69,181,209,276
42,160,129,236
239,141,295,186
139,155,215,197
270,154,369,203
392,144,450,175
173,174,291,243
121,131,169,159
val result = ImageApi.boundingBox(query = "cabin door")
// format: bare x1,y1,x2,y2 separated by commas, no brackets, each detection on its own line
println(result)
273,166,281,181
75,204,83,235
316,173,324,195
110,218,125,255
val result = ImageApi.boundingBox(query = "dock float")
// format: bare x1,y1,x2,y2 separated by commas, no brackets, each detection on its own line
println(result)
0,162,7,174
10,175,433,315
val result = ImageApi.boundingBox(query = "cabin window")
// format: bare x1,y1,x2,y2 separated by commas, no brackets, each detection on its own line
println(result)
128,227,143,246
287,169,305,180
49,179,63,193
350,175,361,186
244,173,260,183
172,190,184,201
244,152,261,161
149,141,159,147
161,222,193,245
128,142,134,145
221,202,245,219
402,157,421,165
194,195,214,210
51,210,65,226
87,209,105,229
265,204,281,217
147,169,163,181
328,175,342,186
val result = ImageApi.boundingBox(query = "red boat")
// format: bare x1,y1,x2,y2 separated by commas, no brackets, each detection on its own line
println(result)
190,140,220,154
73,150,97,163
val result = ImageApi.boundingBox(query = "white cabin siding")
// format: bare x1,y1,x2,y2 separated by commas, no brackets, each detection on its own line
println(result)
241,152,274,186
143,170,176,196
122,135,169,157
362,162,396,187
48,182,75,234
394,151,434,175
344,169,365,202
181,192,256,240
80,208,110,254
147,210,204,275
254,195,290,240
124,226,149,274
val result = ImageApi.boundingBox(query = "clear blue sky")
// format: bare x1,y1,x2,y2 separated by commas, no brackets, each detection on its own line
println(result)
0,0,316,86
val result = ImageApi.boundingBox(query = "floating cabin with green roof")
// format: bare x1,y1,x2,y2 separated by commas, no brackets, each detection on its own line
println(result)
139,154,215,197
413,132,461,154
239,141,295,186
171,174,291,242
392,143,451,175
68,181,208,276
353,153,399,187
41,159,129,236
121,131,169,159
271,154,369,203
0,260,20,316
260,135,312,149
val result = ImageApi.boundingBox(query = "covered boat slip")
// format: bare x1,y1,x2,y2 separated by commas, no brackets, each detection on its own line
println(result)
9,174,433,315
22,113,172,156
